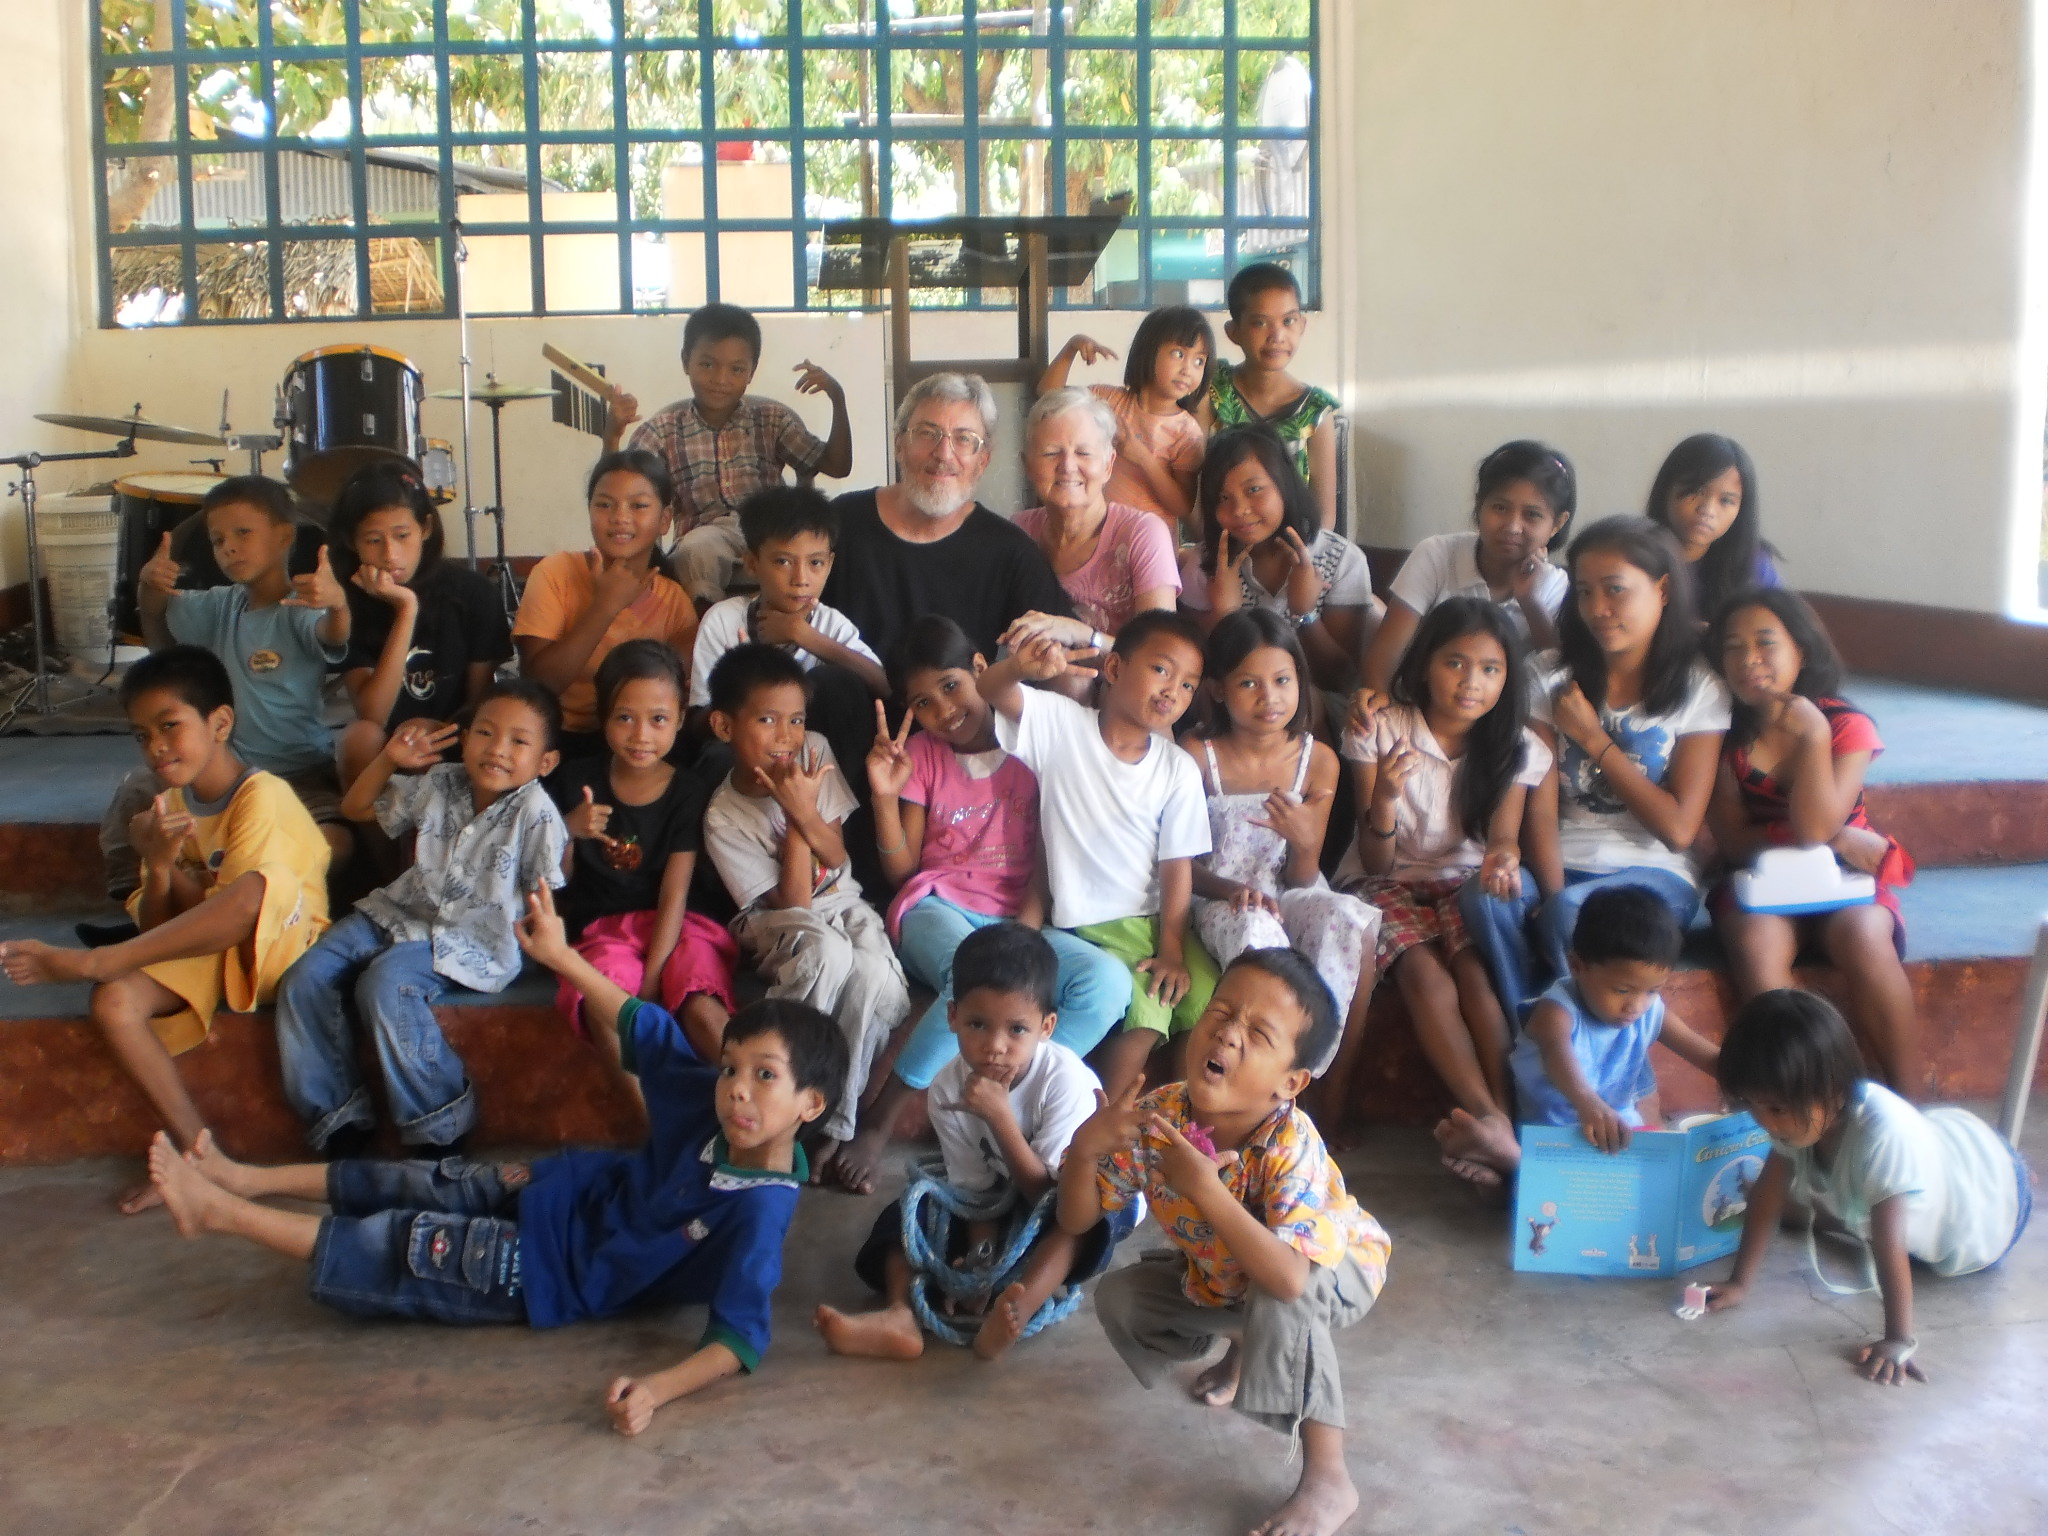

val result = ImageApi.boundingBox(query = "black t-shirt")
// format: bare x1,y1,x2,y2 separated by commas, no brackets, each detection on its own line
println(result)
553,757,706,932
340,565,513,730
821,491,1074,665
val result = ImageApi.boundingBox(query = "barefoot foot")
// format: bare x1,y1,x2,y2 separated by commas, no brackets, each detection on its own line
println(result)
1433,1108,1519,1176
117,1179,165,1216
822,1123,892,1196
1440,1154,1505,1190
0,938,94,986
973,1282,1032,1361
148,1131,226,1238
1251,1460,1360,1536
184,1128,257,1198
814,1302,925,1360
1190,1342,1242,1408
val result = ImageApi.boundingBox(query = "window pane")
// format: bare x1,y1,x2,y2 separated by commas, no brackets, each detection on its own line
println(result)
362,55,439,138
542,143,616,197
1152,49,1223,129
110,244,186,327
1238,0,1312,40
104,65,177,147
450,54,527,134
186,1,262,48
1062,48,1135,126
718,228,795,307
455,147,530,224
1239,49,1311,131
714,0,788,37
539,51,616,131
102,7,165,55
657,230,708,308
188,61,269,138
105,155,181,232
1152,137,1222,216
283,238,357,315
628,50,703,129
364,146,444,225
802,49,867,124
1062,136,1135,214
279,147,356,225
1146,228,1225,303
269,2,344,48
803,137,871,220
191,151,268,229
716,48,791,128
891,139,963,217
545,229,623,311
275,58,351,138
196,238,274,320
459,231,534,310
447,0,526,44
1150,0,1222,38
359,5,438,44
1070,0,1136,37
637,140,705,220
891,50,961,121
536,0,613,42
799,0,864,36
980,46,1044,125
625,1,701,41
979,138,1045,216
369,235,445,312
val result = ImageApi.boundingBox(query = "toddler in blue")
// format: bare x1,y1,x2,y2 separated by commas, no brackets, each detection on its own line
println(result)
1444,884,1721,1186
144,883,850,1439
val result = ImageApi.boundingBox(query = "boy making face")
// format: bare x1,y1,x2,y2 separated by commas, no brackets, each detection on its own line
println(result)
979,609,1218,1107
1060,951,1392,1536
817,923,1125,1362
145,887,844,1439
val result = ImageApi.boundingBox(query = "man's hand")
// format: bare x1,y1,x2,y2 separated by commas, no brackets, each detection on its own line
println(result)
944,1070,1017,1130
385,719,460,772
283,545,348,612
762,747,827,823
1347,687,1390,739
750,604,814,649
605,1376,658,1437
1008,630,1097,684
608,392,641,438
791,359,844,401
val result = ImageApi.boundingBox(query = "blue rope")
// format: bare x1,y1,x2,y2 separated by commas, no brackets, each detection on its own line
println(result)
897,1156,1085,1348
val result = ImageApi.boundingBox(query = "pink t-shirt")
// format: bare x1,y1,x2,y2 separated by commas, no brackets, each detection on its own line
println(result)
885,731,1042,941
1012,500,1182,636
1091,385,1206,525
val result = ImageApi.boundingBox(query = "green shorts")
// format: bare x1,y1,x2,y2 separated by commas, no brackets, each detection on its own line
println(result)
1069,916,1220,1038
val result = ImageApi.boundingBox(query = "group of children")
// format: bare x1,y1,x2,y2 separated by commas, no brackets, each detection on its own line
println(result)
0,269,2031,1536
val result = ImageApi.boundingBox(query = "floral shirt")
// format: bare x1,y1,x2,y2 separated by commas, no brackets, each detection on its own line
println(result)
1096,1082,1392,1307
357,764,569,993
1208,359,1339,485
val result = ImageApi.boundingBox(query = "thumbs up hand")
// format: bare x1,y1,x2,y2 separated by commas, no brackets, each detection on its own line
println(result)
284,544,347,611
140,532,184,595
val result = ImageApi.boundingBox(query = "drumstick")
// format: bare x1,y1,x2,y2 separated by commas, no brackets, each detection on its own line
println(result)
541,344,626,405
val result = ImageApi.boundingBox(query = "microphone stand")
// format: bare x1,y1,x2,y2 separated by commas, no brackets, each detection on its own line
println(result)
452,217,478,570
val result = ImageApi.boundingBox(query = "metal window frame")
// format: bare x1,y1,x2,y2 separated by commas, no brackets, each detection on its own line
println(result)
91,0,1319,327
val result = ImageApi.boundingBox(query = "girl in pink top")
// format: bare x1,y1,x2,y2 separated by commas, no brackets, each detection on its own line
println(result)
829,616,1132,1190
1042,306,1213,532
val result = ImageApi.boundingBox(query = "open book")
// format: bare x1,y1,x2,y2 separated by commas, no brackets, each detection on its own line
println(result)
1511,1111,1770,1277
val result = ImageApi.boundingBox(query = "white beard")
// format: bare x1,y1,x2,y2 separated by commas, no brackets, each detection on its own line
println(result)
903,479,975,519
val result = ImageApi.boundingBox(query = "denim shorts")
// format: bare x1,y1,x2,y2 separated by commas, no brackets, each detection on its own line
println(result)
308,1157,531,1325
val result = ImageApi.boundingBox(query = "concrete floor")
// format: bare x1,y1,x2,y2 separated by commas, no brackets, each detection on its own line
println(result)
2,1120,2042,1536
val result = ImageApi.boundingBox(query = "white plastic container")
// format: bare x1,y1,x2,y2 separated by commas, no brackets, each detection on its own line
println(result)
35,494,119,656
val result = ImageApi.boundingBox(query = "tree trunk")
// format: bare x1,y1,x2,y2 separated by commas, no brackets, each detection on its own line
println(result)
105,1,178,235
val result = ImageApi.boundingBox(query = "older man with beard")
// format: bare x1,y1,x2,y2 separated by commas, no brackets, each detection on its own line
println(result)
824,373,1074,667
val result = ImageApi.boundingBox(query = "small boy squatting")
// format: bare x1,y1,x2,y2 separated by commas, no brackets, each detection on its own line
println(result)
145,882,848,1438
1061,950,1393,1536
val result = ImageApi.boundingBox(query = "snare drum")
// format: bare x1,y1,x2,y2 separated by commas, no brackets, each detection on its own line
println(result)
282,344,423,504
420,437,458,505
112,471,223,643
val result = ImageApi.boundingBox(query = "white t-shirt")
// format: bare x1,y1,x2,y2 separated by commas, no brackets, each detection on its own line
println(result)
1177,528,1380,622
1779,1082,2023,1278
702,731,864,913
1335,703,1554,885
929,1040,1102,1195
994,687,1211,928
1532,654,1731,882
689,596,883,709
1388,531,1569,641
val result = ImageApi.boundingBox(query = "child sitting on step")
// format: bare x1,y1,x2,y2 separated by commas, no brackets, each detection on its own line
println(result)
1,646,332,1215
144,893,848,1438
816,922,1138,1363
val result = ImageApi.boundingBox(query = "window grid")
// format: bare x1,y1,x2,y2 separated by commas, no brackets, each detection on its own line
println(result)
93,2,1317,327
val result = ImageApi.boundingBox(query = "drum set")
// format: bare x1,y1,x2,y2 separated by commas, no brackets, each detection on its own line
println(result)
3,342,562,727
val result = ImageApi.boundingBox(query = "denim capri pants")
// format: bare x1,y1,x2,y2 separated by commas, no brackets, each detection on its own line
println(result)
308,1157,531,1325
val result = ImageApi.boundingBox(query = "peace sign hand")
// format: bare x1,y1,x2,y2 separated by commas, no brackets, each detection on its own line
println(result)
1067,1076,1148,1164
515,883,572,968
1210,531,1253,614
1279,527,1327,620
865,700,916,800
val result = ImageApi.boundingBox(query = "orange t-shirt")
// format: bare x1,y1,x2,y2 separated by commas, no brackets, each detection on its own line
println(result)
512,550,699,733
1091,384,1206,527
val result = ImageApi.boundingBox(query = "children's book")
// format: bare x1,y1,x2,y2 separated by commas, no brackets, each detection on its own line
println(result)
1511,1112,1770,1277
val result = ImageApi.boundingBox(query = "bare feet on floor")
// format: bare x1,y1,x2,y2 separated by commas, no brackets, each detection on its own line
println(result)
820,1125,890,1196
1433,1108,1519,1187
1190,1342,1241,1407
1251,1462,1360,1536
972,1281,1032,1361
118,1179,166,1216
814,1302,925,1360
0,937,93,986
148,1130,225,1238
183,1128,257,1197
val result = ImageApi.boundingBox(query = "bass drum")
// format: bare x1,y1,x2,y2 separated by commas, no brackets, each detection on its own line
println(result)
282,344,423,505
111,471,222,644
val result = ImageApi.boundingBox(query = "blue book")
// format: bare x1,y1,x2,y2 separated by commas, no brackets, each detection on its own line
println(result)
1510,1112,1771,1277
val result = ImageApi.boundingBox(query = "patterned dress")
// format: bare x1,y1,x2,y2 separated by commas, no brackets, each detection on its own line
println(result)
1208,359,1339,486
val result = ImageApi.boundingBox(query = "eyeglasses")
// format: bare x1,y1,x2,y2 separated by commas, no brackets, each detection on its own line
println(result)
904,423,988,457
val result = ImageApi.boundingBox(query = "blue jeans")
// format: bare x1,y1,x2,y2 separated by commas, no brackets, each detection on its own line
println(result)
890,895,1131,1089
308,1156,527,1325
275,911,473,1150
1459,866,1700,1020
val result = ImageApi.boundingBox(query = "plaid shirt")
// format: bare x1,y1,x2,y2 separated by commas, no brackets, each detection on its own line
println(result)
628,395,828,528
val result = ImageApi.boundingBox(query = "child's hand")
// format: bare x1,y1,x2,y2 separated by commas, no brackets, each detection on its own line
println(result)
1136,952,1191,1007
1062,334,1119,367
1210,532,1252,614
1831,823,1890,875
751,604,814,649
130,792,195,869
791,358,844,401
1146,1112,1238,1199
1278,527,1327,620
1576,1097,1630,1153
1479,844,1523,899
566,785,615,843
1508,553,1551,605
351,562,417,610
1229,882,1282,917
948,1070,1017,1129
1373,742,1422,808
605,1376,658,1437
1552,683,1605,750
1855,1337,1928,1387
515,885,572,968
764,747,827,822
386,719,460,772
865,701,915,801
282,545,348,612
1068,1077,1148,1163
140,532,185,595
1702,1279,1746,1313
607,391,640,437
1250,786,1330,854
1347,687,1389,739
589,551,653,616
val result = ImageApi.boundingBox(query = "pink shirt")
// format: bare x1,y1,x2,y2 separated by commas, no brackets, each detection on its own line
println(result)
1011,500,1182,636
1091,385,1206,525
885,731,1042,941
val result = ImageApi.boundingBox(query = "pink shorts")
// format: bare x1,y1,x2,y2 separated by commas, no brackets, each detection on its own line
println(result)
556,908,740,1039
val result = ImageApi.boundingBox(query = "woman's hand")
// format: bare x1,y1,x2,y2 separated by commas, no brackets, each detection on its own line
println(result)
1250,787,1329,855
589,551,652,616
1001,611,1093,652
1228,881,1282,917
1831,823,1890,875
1372,742,1422,812
1551,682,1605,751
1347,688,1390,739
1479,843,1523,900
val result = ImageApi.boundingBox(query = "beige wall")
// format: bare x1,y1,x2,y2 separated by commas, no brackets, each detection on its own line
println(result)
3,1,2040,614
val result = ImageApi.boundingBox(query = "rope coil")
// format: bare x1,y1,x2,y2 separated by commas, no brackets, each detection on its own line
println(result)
897,1154,1083,1348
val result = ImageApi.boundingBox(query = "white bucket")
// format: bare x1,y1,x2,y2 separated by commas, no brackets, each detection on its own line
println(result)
37,494,119,656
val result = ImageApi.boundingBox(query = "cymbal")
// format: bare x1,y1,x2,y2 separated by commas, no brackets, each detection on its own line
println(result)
36,411,226,447
426,383,557,403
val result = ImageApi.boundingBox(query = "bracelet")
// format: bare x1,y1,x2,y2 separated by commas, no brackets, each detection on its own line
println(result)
875,838,907,856
1293,608,1319,628
1594,740,1616,771
1366,820,1396,839
1089,629,1109,653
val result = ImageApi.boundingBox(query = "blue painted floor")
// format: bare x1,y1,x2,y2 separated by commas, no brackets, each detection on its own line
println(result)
1848,676,2048,785
0,736,132,824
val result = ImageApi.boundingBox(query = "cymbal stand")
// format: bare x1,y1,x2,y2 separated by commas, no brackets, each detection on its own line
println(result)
475,387,520,624
451,219,480,570
0,438,138,729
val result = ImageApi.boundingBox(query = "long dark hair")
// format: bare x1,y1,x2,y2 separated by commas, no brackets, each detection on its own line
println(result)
1195,427,1318,575
1201,608,1312,739
1389,596,1529,841
1557,516,1699,718
886,614,981,698
1124,304,1216,409
1705,586,1847,748
327,460,441,584
1645,433,1768,619
586,448,679,584
1473,440,1576,544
